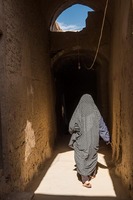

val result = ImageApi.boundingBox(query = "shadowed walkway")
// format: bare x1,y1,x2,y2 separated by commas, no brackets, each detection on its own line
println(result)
24,134,130,200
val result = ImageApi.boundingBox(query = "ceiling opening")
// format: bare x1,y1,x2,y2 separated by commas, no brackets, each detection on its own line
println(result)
51,4,94,32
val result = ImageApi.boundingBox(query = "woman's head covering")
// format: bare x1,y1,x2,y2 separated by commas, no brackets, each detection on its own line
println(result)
69,94,100,133
77,94,97,114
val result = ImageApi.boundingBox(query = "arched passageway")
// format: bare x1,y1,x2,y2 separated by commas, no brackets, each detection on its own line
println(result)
0,0,133,199
53,52,109,137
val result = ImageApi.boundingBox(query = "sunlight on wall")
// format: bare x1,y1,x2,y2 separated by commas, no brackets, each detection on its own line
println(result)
25,120,35,162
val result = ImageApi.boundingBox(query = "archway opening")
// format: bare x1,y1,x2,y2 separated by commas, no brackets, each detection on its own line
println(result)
51,4,94,32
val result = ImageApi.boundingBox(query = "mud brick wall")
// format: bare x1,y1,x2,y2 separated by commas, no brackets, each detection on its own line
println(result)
0,0,56,195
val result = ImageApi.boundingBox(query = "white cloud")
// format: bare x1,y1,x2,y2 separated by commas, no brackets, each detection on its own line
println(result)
57,21,81,32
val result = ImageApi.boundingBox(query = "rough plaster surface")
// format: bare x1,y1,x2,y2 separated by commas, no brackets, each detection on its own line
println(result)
109,0,133,198
0,0,133,199
0,0,56,198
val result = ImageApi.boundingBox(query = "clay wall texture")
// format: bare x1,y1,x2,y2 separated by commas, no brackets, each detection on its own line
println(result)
109,0,133,197
0,0,133,199
0,0,56,196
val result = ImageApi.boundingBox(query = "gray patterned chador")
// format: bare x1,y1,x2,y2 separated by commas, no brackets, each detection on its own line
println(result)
68,94,110,188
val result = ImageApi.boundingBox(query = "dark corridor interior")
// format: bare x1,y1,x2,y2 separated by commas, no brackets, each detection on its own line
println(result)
53,54,99,135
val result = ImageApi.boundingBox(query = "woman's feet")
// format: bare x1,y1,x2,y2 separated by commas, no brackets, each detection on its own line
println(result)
90,174,96,179
81,175,92,188
89,169,97,179
82,180,92,188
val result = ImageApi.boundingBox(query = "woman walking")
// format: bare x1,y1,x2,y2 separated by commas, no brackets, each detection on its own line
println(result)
68,94,110,188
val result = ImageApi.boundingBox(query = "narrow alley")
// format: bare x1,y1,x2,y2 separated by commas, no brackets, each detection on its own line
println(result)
0,0,133,199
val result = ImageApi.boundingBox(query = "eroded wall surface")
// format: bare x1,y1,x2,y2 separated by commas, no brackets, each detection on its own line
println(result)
0,0,133,199
109,0,133,197
0,0,56,197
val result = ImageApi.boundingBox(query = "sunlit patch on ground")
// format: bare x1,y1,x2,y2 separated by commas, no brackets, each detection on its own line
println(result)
34,150,117,197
